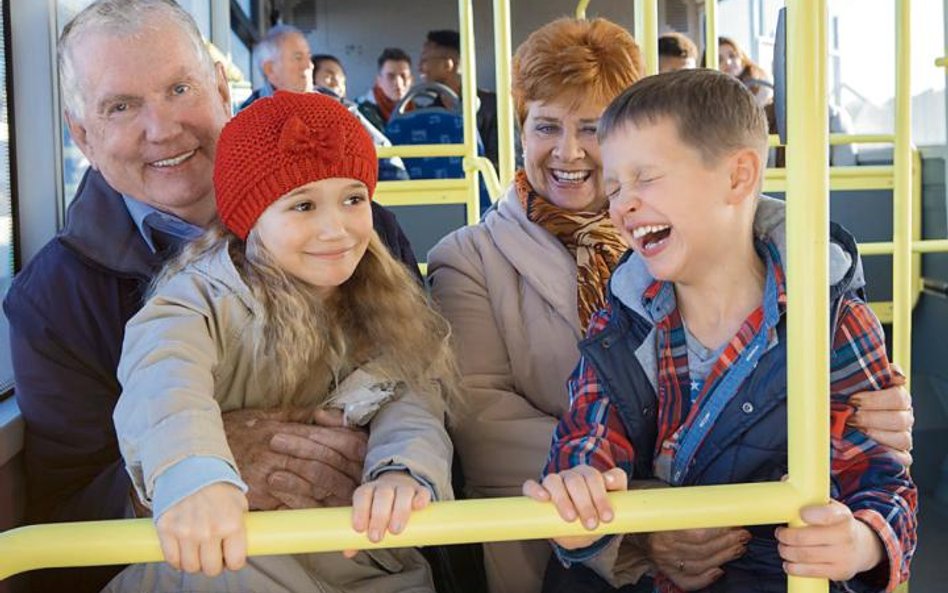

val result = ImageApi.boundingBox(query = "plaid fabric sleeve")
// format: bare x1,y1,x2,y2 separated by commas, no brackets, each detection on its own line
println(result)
829,296,918,592
543,307,636,479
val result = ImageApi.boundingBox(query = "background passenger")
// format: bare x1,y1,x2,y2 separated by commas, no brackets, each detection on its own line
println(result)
419,29,499,171
429,16,916,593
108,91,455,592
239,23,313,110
357,47,414,132
312,53,347,99
658,32,698,73
2,3,419,592
717,36,774,108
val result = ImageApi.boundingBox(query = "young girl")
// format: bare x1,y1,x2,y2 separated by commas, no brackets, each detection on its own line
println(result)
109,91,456,593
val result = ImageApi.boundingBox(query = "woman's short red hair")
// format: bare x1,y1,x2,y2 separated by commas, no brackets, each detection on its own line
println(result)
512,18,644,126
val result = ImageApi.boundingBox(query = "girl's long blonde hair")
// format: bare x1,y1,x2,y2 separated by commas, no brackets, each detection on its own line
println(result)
152,221,458,412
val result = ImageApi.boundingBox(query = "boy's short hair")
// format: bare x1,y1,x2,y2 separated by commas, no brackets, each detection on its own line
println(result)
598,69,768,166
658,32,698,60
377,47,411,70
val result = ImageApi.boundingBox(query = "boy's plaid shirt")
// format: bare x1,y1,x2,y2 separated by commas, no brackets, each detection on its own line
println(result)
545,249,917,592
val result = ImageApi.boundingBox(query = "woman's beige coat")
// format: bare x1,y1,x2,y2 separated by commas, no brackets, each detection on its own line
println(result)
110,244,451,593
428,184,583,593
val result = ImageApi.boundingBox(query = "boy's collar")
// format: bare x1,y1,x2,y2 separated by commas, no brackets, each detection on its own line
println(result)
641,237,787,323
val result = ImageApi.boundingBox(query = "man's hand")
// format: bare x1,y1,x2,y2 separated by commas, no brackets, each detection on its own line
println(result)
645,527,750,591
847,365,913,466
222,408,367,510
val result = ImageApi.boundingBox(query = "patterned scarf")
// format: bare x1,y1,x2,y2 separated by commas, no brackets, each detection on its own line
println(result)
372,84,412,123
515,169,627,330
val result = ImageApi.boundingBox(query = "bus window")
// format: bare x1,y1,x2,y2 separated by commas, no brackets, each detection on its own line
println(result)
0,0,13,394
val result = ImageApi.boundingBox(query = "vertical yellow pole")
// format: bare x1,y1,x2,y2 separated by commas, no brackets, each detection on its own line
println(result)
893,0,913,386
493,0,515,189
458,0,480,222
785,1,830,592
639,0,659,76
705,0,719,70
575,0,591,19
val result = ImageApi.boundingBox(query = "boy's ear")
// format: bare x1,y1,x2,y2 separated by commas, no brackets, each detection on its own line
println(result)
726,147,763,205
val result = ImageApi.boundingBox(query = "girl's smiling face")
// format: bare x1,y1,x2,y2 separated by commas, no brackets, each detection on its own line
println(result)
253,177,373,296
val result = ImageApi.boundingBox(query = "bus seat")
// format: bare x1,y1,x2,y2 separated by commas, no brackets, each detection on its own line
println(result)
385,83,491,214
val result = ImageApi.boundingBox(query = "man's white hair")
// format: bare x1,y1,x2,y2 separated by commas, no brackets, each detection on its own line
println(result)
58,0,215,121
253,24,305,80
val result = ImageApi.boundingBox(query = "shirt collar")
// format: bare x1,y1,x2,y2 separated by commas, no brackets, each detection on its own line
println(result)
122,195,204,253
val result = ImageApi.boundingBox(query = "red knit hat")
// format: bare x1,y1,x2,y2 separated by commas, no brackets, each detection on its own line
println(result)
214,91,378,239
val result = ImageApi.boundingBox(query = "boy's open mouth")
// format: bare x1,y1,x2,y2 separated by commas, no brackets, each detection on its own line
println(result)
632,224,672,252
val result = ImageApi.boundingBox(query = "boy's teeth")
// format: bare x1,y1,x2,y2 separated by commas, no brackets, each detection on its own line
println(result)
152,150,196,168
632,224,671,240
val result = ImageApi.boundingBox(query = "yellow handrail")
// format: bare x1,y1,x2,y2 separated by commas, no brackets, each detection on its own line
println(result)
892,0,913,386
493,0,516,188
705,0,719,70
785,3,830,593
0,483,804,580
767,133,897,147
375,144,465,159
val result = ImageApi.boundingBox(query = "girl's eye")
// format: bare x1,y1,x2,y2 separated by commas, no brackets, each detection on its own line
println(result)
343,194,367,206
292,201,314,212
581,125,598,135
536,124,558,134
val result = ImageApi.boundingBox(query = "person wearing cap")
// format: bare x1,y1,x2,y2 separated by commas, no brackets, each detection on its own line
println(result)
108,91,457,592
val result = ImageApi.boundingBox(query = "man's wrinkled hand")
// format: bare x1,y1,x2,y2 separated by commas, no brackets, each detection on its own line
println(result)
222,408,367,510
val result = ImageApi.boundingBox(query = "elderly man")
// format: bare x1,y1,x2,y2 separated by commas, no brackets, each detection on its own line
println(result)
238,23,312,109
3,1,420,591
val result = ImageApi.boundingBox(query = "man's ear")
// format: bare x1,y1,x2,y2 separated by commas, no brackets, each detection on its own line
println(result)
261,59,276,85
727,147,763,206
213,62,231,115
65,111,97,170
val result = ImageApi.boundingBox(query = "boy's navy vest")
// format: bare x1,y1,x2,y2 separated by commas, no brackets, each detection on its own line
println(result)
574,223,871,593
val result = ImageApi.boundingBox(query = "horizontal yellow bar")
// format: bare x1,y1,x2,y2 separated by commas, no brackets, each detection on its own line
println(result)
0,482,802,580
374,179,470,207
767,134,895,147
859,239,948,255
763,166,893,193
376,144,466,159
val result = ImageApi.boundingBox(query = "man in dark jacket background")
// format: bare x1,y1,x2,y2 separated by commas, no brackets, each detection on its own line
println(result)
2,1,420,591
